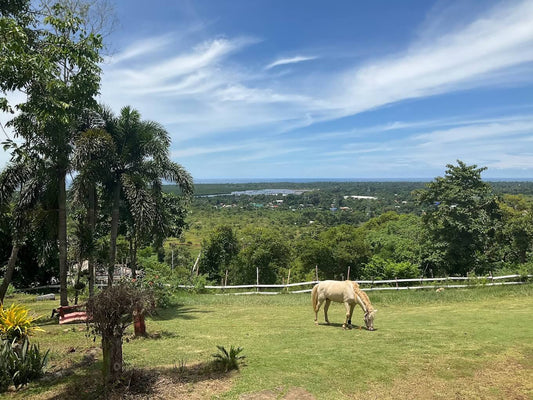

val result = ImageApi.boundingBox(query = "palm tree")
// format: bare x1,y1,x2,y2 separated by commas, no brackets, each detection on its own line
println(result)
71,125,115,296
102,106,193,286
0,159,56,303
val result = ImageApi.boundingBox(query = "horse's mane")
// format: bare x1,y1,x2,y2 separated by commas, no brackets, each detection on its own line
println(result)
350,281,374,312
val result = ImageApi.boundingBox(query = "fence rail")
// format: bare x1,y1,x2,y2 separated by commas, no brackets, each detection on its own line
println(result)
177,274,531,295
19,274,531,294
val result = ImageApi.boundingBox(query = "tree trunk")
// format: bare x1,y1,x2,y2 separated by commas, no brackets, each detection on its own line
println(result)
108,183,120,287
0,245,19,304
88,185,96,297
101,335,123,384
133,308,146,337
132,234,138,279
58,170,69,307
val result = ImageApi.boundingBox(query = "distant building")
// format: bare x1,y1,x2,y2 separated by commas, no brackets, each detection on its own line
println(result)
343,195,378,200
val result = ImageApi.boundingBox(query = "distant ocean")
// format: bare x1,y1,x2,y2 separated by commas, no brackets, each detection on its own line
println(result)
193,177,532,184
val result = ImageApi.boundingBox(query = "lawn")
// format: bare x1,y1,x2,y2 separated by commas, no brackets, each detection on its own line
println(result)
3,285,532,399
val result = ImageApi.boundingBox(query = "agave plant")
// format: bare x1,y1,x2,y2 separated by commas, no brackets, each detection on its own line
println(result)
211,345,245,372
0,304,43,342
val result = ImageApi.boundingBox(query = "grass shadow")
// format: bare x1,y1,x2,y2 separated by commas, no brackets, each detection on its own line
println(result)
150,305,213,321
31,357,233,399
316,322,374,331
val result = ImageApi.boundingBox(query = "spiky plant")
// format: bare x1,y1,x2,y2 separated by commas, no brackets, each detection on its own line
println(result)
211,345,245,372
0,304,43,342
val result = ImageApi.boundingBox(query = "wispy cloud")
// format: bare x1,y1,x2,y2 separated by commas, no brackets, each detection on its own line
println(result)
95,0,533,179
337,0,533,114
264,55,318,70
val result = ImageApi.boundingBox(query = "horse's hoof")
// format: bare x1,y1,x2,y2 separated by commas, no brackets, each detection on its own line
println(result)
342,324,347,330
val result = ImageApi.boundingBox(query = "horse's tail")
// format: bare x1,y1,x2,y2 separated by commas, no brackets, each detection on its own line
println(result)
311,284,318,312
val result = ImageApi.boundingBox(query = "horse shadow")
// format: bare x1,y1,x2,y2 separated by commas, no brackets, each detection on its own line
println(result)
316,322,376,331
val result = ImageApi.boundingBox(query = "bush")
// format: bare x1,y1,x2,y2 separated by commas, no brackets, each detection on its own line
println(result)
86,282,155,384
0,304,43,342
0,280,15,298
361,256,420,281
0,337,49,392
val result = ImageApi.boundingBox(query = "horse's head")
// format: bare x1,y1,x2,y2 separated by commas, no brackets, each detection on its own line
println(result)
364,309,377,331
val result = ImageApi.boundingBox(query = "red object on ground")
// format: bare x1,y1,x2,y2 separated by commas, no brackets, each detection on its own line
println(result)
55,304,90,324
59,311,88,324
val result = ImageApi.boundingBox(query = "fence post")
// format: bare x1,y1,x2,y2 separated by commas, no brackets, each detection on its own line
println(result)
315,265,319,282
347,266,351,281
256,267,259,293
395,276,398,290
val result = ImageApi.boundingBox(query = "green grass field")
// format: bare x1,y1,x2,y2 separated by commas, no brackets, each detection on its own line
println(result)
3,285,533,399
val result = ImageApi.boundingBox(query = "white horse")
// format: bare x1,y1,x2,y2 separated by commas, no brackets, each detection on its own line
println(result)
311,280,377,330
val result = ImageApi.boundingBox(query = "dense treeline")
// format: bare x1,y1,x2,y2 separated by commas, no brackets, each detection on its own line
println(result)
187,163,533,285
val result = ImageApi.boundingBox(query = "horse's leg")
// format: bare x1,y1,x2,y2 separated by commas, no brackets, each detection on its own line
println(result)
324,299,331,324
314,297,323,325
342,301,352,329
347,303,355,329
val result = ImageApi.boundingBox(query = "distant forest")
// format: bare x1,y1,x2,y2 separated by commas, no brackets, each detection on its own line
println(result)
161,174,533,286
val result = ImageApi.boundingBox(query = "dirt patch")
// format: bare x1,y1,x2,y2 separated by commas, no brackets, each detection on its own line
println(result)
359,352,533,400
106,363,234,400
239,386,316,400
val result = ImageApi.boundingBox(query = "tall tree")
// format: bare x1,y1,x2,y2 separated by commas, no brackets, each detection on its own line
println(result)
72,124,114,296
415,161,500,275
1,1,103,306
102,106,193,285
0,159,56,302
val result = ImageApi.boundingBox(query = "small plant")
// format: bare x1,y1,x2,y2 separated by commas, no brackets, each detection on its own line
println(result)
0,337,50,392
0,304,43,342
174,358,187,374
211,345,245,372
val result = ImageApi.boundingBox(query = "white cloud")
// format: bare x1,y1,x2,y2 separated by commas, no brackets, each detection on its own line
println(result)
338,0,533,114
264,55,318,70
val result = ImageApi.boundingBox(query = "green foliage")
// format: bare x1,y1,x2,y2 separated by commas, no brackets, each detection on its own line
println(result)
415,161,500,276
138,257,174,308
0,280,15,297
0,303,43,342
230,227,291,284
199,225,239,281
363,213,422,265
0,337,50,391
211,345,245,372
361,256,420,280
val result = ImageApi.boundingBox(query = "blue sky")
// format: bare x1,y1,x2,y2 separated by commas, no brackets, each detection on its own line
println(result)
4,0,533,180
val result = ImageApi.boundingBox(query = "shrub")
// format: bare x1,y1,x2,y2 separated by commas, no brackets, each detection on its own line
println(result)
86,282,155,384
0,304,43,342
0,337,49,392
211,345,245,372
0,280,15,298
361,256,420,281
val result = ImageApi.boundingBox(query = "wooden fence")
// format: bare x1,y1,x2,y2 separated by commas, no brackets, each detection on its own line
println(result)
177,274,531,295
19,274,531,294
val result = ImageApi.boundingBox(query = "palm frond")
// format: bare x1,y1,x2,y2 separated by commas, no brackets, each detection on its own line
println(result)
121,173,156,230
